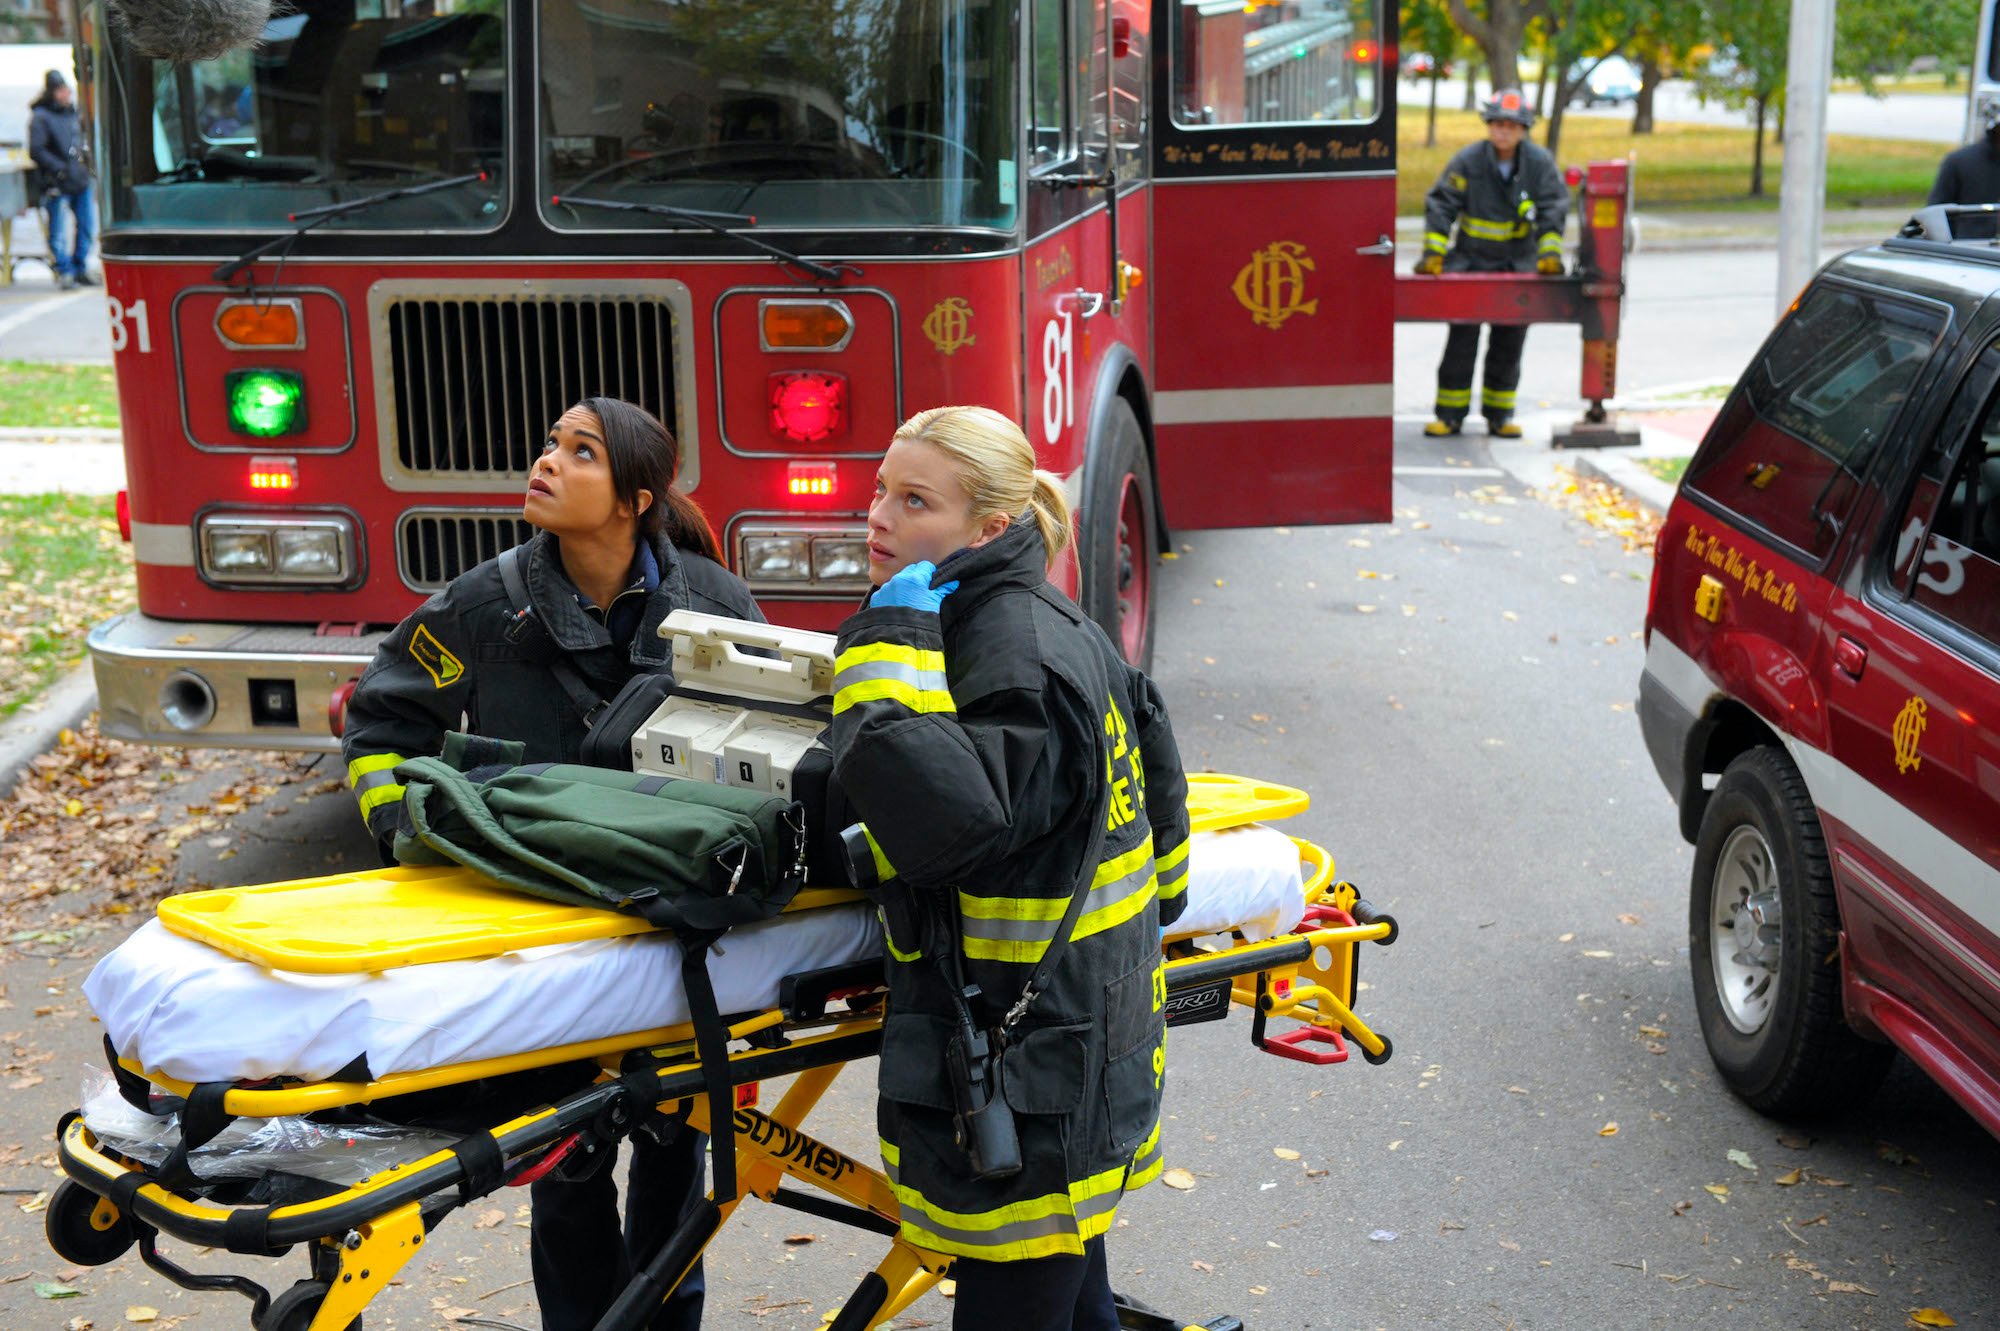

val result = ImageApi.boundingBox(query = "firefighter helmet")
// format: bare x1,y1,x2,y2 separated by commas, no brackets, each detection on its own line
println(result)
1480,88,1536,128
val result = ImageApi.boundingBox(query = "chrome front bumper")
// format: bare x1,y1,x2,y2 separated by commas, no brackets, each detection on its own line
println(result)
88,613,387,752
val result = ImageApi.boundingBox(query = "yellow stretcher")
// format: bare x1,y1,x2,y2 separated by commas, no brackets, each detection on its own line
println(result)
49,774,1399,1331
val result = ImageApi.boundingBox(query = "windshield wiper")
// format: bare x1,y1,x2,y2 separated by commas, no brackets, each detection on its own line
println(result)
551,194,860,284
212,170,490,283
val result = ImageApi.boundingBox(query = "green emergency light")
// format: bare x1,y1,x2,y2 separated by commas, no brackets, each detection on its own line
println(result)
225,369,307,438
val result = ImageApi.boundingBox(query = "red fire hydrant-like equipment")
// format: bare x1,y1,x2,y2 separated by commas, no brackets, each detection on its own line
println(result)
1395,159,1638,447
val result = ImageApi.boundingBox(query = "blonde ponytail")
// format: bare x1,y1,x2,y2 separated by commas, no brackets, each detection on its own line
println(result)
1026,469,1073,565
891,405,1074,570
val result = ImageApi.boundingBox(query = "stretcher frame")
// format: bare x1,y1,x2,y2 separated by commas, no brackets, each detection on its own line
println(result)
51,844,1397,1331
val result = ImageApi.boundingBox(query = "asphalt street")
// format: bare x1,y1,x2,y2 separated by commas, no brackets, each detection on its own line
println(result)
3,418,1997,1330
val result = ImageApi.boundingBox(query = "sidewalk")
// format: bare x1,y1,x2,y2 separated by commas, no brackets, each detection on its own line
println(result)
1396,204,1914,253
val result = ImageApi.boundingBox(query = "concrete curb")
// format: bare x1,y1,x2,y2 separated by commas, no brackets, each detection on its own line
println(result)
1569,449,1679,518
0,664,99,800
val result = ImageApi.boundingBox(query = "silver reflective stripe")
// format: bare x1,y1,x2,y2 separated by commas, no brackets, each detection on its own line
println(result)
1130,1130,1162,1182
351,767,400,799
132,522,196,567
1152,383,1393,426
834,659,950,694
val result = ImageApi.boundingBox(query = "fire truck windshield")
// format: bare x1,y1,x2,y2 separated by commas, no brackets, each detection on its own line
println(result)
94,0,506,232
537,0,1017,233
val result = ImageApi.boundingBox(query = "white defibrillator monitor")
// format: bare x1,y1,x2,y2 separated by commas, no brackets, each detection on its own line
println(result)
631,611,836,800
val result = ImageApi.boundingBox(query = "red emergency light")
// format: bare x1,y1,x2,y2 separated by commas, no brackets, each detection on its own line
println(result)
769,372,849,444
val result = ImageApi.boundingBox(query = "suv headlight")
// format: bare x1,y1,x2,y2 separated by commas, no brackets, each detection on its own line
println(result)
199,513,356,585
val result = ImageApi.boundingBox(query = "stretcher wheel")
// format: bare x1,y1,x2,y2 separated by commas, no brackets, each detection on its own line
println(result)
45,1180,137,1267
1361,1034,1394,1066
259,1280,360,1331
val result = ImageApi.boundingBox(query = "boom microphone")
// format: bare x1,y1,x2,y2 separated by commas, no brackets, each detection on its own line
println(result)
105,0,273,63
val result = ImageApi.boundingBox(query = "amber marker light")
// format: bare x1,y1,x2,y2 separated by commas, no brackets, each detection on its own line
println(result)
216,298,304,350
761,300,853,351
787,460,838,498
248,455,300,491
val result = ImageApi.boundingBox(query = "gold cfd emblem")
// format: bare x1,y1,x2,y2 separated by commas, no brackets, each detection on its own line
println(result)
922,298,976,355
1232,241,1319,330
1893,695,1927,775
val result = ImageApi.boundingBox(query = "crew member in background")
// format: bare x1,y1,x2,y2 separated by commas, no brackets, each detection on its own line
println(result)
1414,88,1568,438
1928,103,2000,206
28,70,95,291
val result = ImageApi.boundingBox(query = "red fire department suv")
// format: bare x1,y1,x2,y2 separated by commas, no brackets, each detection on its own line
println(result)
1640,206,2000,1138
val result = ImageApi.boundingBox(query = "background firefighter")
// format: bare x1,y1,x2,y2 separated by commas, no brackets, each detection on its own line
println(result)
1415,88,1568,438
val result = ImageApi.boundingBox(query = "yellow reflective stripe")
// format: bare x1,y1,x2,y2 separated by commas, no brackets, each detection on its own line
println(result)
1460,215,1527,241
1435,388,1472,407
1155,835,1190,900
833,642,953,716
1422,230,1449,254
880,1137,900,1168
834,641,947,674
1517,196,1535,217
861,824,897,883
357,781,405,816
1127,1119,1164,1188
882,1150,1131,1260
1537,231,1562,253
347,752,403,785
1482,388,1517,407
878,907,923,962
959,838,1159,963
832,677,956,716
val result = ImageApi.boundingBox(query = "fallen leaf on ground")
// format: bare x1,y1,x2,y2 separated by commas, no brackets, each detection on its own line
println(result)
1599,1122,1618,1136
124,1308,157,1323
1272,1147,1300,1160
1704,1184,1729,1201
36,1282,82,1299
1728,1149,1757,1172
1774,1167,1803,1186
1162,1168,1196,1191
473,1208,505,1229
1908,1309,1957,1327
784,1234,816,1245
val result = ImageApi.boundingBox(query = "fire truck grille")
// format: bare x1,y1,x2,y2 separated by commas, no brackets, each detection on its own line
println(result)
396,509,534,593
383,295,678,477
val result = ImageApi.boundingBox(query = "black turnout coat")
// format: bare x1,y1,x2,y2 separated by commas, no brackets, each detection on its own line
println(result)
341,529,761,840
829,520,1191,1262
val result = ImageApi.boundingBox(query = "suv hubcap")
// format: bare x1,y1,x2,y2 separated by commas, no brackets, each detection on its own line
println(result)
1710,824,1783,1034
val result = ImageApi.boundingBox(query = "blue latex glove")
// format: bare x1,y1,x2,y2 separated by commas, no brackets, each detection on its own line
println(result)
873,559,958,613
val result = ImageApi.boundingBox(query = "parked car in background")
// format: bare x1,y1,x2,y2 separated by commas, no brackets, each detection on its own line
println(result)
1639,206,2000,1141
1400,51,1451,80
1567,54,1639,107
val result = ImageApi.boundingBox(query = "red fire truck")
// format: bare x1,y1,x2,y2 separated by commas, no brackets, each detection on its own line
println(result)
75,0,1623,755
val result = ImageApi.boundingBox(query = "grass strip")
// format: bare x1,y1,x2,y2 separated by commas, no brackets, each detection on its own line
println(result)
0,361,120,430
0,493,134,720
1638,456,1690,485
1398,109,1938,216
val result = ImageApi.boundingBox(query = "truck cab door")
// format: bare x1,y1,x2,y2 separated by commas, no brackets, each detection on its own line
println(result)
1148,0,1394,526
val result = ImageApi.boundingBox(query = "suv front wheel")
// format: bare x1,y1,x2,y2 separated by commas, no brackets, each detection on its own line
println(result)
1689,747,1892,1115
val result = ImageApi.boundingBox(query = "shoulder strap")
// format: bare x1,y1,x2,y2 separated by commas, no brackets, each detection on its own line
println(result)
498,543,530,613
498,543,609,729
1001,713,1113,1034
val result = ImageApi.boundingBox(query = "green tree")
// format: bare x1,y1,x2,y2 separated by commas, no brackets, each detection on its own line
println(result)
1446,0,1543,90
1697,0,1789,196
1402,0,1461,145
1626,0,1707,133
1834,0,1978,94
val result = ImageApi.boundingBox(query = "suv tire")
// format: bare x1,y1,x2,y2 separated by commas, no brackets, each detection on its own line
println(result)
1689,746,1892,1116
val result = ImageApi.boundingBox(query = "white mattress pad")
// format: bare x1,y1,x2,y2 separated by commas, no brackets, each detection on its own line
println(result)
87,824,1307,1085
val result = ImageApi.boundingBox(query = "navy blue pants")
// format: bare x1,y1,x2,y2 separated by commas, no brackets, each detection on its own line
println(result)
950,1236,1118,1331
1435,321,1529,426
529,1125,706,1331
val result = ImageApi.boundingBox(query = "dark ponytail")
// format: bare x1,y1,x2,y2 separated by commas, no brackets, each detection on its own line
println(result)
579,397,723,564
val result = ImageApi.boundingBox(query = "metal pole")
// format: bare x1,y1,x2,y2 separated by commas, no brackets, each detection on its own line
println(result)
1776,0,1836,319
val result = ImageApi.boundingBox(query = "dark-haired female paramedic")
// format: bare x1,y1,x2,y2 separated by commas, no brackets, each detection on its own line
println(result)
830,405,1191,1331
341,396,763,1331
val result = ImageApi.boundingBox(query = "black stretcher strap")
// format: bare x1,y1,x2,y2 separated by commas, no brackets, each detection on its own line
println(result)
105,1034,158,1114
222,1203,276,1255
454,1129,508,1205
156,1080,236,1191
677,928,738,1206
